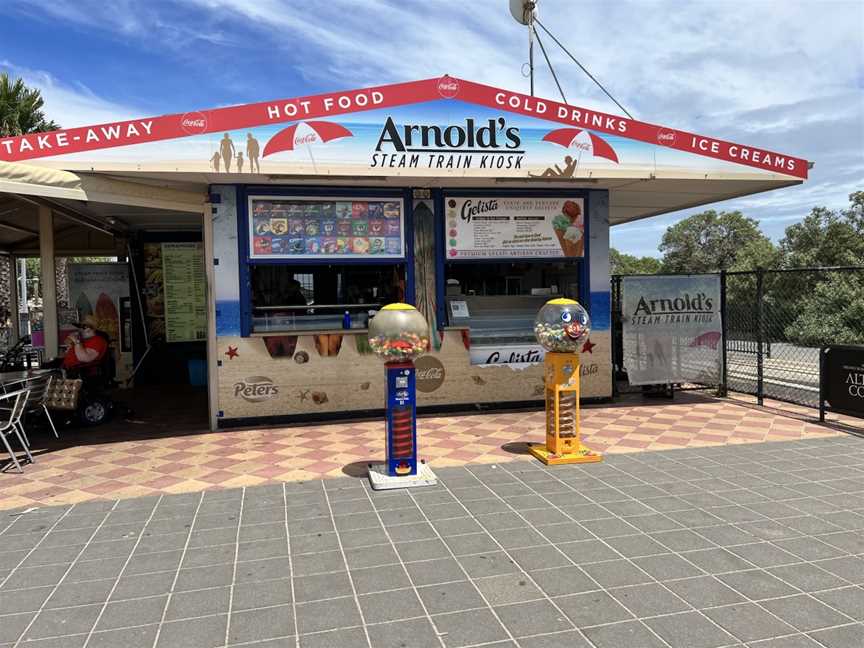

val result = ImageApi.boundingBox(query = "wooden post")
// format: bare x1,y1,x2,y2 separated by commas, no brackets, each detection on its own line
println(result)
38,206,58,358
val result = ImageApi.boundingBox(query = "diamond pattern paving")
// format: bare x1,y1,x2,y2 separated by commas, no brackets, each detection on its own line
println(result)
0,435,861,648
0,393,854,511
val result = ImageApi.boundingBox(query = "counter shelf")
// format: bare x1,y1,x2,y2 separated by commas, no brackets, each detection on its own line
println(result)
252,303,381,333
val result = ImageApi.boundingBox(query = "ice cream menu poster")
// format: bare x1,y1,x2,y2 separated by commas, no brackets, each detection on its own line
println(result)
249,197,404,259
446,197,585,259
162,242,207,343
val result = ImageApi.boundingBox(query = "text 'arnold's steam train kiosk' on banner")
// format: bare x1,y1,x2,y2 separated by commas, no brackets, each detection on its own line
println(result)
0,76,808,430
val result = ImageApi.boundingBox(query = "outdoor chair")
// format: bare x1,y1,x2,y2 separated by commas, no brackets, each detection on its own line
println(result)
0,388,33,473
21,374,59,439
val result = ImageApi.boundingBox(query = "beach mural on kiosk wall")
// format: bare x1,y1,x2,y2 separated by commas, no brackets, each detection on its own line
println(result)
0,77,807,181
212,186,241,337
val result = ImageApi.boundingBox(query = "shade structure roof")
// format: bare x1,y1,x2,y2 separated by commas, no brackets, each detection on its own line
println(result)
0,75,806,240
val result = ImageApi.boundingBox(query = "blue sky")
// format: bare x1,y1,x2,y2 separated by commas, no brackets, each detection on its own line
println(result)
3,0,862,257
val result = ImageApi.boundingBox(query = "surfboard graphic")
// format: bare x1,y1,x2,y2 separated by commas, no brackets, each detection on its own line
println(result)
75,293,93,320
94,292,120,344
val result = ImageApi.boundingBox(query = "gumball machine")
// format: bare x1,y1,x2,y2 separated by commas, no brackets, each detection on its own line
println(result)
529,298,602,465
367,303,438,489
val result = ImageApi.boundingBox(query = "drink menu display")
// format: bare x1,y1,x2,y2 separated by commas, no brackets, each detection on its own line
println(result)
162,242,207,342
249,197,404,259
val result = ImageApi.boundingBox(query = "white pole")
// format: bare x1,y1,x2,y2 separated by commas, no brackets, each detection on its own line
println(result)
7,255,19,345
203,201,219,432
38,205,58,358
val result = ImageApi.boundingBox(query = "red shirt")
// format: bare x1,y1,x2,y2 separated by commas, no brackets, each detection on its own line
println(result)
62,335,108,369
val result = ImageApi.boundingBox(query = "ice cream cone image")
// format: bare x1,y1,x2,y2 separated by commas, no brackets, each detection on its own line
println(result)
552,200,584,257
563,225,584,256
554,228,576,257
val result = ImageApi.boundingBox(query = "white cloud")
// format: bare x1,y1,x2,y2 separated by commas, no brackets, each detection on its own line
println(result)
0,61,141,127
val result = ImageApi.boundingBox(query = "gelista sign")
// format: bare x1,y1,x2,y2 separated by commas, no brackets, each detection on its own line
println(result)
0,76,808,179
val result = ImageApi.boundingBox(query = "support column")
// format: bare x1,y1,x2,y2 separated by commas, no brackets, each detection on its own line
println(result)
203,202,219,431
38,206,58,357
8,255,19,344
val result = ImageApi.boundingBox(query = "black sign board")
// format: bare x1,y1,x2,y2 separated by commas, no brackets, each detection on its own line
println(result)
820,345,864,420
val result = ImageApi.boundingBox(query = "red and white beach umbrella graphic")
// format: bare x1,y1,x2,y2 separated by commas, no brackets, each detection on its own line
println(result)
542,128,619,164
263,120,353,157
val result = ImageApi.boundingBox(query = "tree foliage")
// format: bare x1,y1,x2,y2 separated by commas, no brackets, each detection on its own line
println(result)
0,72,59,137
784,271,864,345
780,191,864,268
609,248,662,275
658,210,773,273
780,192,864,346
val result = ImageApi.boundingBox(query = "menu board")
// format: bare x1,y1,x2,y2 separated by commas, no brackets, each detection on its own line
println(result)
162,242,207,342
249,197,404,259
142,243,166,341
445,196,585,259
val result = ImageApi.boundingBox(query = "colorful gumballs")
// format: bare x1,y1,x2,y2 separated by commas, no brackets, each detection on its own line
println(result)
368,304,430,363
534,298,591,353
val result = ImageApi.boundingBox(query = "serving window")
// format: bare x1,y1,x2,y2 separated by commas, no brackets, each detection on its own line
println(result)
250,264,405,332
245,194,408,335
441,193,587,349
445,261,581,345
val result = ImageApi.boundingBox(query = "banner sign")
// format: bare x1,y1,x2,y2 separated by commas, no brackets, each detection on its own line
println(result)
0,76,808,179
446,197,584,259
68,263,133,381
622,275,722,385
249,197,404,259
822,345,864,418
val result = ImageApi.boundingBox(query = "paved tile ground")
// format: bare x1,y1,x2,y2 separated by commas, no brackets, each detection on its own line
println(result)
0,434,862,648
1,392,853,510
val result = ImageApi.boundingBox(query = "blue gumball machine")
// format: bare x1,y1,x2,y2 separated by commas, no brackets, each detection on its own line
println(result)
367,303,438,490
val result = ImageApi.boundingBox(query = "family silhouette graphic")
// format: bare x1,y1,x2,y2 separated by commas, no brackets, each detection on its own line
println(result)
210,133,260,173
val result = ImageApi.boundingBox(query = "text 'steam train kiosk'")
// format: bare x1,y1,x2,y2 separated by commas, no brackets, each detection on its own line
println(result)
366,303,437,489
0,76,809,432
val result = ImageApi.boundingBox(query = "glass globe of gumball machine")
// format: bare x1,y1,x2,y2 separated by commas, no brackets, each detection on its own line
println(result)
528,298,602,465
366,304,438,489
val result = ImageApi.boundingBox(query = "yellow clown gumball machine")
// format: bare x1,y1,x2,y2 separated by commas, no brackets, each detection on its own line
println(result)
528,298,602,465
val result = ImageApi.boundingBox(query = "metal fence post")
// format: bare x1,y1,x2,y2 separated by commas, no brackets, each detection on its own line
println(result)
756,267,764,406
819,346,826,423
719,270,727,397
611,275,620,397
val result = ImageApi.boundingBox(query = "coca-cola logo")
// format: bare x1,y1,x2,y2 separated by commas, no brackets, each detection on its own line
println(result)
437,75,460,99
233,376,279,402
656,129,677,146
415,356,445,393
294,133,318,146
180,111,208,135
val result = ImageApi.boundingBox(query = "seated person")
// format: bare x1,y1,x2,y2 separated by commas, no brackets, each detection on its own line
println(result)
44,315,109,373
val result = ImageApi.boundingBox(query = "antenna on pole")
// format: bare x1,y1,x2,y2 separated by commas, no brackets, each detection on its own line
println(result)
510,0,538,96
510,0,634,118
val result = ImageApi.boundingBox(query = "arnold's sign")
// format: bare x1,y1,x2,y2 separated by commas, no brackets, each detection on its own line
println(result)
821,346,864,419
0,76,808,179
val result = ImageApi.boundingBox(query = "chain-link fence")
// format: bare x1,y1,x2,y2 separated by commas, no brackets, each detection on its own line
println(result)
613,266,864,408
726,267,864,407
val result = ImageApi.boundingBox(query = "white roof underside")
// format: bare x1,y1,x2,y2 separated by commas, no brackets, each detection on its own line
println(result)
0,162,800,250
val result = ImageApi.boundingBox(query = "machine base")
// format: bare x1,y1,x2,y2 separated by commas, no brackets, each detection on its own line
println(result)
527,443,603,465
367,462,438,490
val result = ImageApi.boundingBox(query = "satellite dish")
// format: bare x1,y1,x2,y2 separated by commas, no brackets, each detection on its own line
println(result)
509,0,537,25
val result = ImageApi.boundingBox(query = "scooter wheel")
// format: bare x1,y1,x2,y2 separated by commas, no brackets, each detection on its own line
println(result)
79,397,114,426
